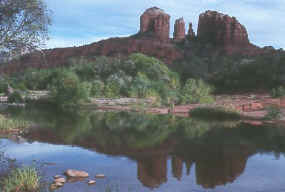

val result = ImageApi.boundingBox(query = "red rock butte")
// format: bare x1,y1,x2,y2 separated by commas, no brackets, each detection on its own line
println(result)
0,7,267,74
173,18,186,42
140,7,170,42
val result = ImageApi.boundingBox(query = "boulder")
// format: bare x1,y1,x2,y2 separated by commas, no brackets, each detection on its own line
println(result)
64,169,89,178
54,177,66,183
88,180,96,185
95,174,105,178
54,175,62,179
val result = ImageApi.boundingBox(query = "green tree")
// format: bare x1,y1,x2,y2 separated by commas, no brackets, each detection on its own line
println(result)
0,0,51,62
49,70,89,108
180,79,214,104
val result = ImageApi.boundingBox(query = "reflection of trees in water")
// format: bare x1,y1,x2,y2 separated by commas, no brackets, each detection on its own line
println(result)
7,107,285,189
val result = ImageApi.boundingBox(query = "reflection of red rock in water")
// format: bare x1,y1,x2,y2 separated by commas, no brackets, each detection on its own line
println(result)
137,156,167,188
193,146,254,189
171,156,183,180
185,160,194,176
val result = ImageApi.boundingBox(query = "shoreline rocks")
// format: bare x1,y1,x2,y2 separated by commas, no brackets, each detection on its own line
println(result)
65,169,89,178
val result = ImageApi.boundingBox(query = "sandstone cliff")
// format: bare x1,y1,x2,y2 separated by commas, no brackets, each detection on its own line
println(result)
0,8,269,74
140,7,170,42
187,23,195,39
173,18,186,42
197,10,261,55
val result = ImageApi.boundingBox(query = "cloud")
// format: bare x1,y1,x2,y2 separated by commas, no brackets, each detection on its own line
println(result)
44,0,285,49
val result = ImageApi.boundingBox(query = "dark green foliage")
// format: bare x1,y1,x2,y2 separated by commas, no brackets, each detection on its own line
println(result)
68,53,181,101
0,80,8,93
264,106,281,120
8,91,23,103
180,79,214,104
189,107,241,121
49,70,89,108
90,80,104,97
271,86,285,98
6,53,218,106
210,54,285,92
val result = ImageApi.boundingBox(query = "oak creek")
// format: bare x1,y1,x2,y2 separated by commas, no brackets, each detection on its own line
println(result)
1,106,285,192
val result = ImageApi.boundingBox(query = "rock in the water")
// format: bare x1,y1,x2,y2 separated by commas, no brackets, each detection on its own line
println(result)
65,169,89,178
95,174,105,178
54,182,64,187
67,177,86,183
54,177,66,183
88,180,96,185
54,175,62,179
50,182,64,190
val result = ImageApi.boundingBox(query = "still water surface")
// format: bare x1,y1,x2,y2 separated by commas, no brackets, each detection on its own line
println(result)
1,107,285,192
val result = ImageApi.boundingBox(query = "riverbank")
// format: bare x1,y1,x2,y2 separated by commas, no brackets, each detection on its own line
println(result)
86,93,285,120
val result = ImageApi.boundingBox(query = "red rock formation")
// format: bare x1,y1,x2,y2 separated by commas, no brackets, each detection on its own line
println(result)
173,18,186,42
0,37,183,74
197,10,261,55
140,7,170,42
187,22,195,39
0,8,268,74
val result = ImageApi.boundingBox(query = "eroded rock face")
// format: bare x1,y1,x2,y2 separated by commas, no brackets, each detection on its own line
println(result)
197,10,260,55
187,23,195,39
174,18,186,42
197,10,249,46
140,7,170,41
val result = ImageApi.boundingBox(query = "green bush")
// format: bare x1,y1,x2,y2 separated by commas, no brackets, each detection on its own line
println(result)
271,86,285,98
0,80,8,93
8,92,24,103
189,107,241,120
90,80,104,97
265,106,281,120
1,167,40,192
180,79,214,104
49,70,89,108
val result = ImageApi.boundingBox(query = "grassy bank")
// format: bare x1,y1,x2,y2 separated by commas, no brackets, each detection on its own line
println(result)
0,114,32,133
1,167,40,192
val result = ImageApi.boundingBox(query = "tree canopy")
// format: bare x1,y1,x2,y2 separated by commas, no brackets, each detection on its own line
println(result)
0,0,51,62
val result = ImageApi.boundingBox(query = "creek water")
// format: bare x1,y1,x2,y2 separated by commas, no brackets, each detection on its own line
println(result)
1,106,285,192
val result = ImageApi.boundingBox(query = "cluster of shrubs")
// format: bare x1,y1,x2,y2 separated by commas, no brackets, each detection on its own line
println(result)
172,51,285,93
0,53,215,108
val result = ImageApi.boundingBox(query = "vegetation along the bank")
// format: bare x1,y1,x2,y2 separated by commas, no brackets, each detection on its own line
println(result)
1,167,40,192
0,114,31,133
0,53,214,108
